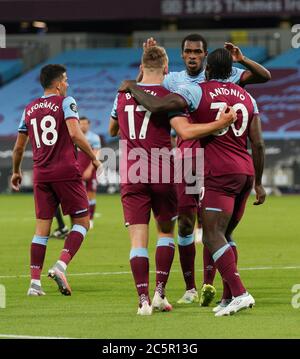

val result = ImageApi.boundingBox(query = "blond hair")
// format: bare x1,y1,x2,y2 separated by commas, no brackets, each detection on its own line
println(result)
142,46,168,71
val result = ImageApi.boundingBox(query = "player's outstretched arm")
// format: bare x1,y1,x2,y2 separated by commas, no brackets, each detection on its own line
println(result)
224,42,271,86
170,107,236,140
11,132,28,191
109,117,119,137
249,114,266,205
119,80,187,113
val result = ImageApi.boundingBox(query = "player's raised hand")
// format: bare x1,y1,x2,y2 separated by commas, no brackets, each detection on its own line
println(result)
219,106,237,127
224,42,244,62
253,184,266,205
143,37,157,51
11,172,22,191
118,80,137,92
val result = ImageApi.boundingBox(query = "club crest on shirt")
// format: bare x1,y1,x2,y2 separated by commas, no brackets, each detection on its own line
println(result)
70,103,78,113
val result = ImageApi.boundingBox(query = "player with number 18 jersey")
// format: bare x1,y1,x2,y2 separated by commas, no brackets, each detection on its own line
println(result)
18,94,88,219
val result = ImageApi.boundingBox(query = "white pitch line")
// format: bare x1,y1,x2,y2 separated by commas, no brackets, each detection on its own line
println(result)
0,265,299,280
0,334,74,339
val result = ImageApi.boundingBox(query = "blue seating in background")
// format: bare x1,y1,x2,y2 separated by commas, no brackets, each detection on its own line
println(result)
0,47,268,138
0,59,23,85
263,48,300,69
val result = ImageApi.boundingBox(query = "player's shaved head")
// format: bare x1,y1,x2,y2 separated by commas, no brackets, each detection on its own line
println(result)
142,46,168,71
40,64,67,89
206,48,232,80
181,33,207,53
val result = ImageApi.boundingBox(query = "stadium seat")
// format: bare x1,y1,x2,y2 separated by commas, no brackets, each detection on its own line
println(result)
0,47,268,138
262,48,300,68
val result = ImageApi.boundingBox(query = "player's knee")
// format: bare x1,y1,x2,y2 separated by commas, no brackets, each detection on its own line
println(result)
178,215,195,237
158,222,174,235
72,216,90,232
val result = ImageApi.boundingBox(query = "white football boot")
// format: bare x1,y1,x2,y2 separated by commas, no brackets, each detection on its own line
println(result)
27,283,46,296
177,288,199,304
212,299,232,313
215,293,255,317
152,291,172,312
137,301,153,316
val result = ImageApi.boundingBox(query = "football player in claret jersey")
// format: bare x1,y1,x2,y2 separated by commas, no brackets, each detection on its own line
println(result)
11,64,101,296
78,116,101,229
172,48,266,315
122,48,266,316
109,46,235,315
120,34,271,307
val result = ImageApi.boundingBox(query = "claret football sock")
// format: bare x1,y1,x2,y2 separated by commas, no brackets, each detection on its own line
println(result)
222,280,232,301
30,235,48,281
178,234,196,290
203,245,217,285
213,244,246,297
130,248,150,305
221,241,238,300
155,237,175,297
59,224,86,266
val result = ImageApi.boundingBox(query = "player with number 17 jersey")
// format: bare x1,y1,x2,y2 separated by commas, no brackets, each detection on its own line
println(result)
19,95,81,183
111,84,177,225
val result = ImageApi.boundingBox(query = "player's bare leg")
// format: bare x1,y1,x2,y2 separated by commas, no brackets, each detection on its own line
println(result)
28,218,52,296
202,208,254,316
128,224,152,315
152,220,175,312
87,190,97,229
48,214,89,296
177,211,199,304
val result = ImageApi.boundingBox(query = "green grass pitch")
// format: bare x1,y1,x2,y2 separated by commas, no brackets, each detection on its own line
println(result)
0,193,299,339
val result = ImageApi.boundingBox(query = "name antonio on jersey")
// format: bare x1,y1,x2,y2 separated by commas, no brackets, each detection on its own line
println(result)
209,87,246,101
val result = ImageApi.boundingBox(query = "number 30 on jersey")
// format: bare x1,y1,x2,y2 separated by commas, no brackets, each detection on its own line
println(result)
211,102,249,137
